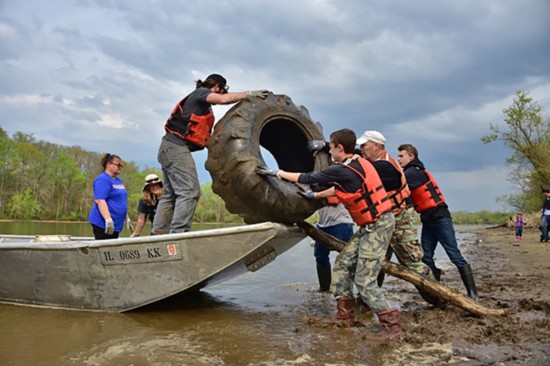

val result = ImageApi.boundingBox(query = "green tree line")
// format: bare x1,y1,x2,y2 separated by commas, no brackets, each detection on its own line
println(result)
5,91,547,226
482,90,550,213
0,127,242,223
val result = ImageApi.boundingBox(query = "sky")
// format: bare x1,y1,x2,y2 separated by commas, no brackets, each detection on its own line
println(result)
1,0,549,212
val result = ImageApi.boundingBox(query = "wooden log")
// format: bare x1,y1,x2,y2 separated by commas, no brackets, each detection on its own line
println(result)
297,221,506,317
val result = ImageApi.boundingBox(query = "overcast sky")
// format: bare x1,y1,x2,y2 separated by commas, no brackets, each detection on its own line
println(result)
1,0,549,212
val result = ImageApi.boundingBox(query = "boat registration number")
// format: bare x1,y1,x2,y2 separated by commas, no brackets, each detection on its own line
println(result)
99,243,182,265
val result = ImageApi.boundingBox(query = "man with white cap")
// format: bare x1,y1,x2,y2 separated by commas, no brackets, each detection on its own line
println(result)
356,131,441,306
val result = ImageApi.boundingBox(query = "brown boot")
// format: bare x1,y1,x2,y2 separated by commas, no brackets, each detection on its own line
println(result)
363,308,403,341
325,297,356,327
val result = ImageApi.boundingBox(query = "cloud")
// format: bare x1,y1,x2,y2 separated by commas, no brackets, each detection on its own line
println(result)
437,164,513,212
1,0,550,211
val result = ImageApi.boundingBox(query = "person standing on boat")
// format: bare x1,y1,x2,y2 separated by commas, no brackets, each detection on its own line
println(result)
152,74,269,234
397,143,479,300
88,153,129,240
131,174,164,237
257,128,403,341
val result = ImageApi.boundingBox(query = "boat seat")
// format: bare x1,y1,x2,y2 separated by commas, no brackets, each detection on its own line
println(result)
35,235,72,243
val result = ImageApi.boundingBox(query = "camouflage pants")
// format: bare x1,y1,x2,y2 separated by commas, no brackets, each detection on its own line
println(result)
387,206,431,275
332,211,395,313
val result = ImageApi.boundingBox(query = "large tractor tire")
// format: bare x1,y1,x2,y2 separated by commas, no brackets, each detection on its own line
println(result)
206,93,331,224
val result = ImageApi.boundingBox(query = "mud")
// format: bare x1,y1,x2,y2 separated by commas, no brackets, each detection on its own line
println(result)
318,226,550,365
2,226,549,365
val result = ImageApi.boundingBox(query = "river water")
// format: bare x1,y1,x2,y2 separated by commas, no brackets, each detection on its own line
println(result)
0,221,476,366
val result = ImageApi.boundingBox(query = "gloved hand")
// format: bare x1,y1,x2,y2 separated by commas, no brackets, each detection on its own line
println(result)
126,218,133,232
307,140,326,152
256,166,280,178
297,184,315,199
249,90,269,99
105,218,115,235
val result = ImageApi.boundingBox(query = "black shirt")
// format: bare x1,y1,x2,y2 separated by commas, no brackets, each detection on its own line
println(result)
402,158,451,223
137,198,158,223
298,157,369,193
371,160,402,191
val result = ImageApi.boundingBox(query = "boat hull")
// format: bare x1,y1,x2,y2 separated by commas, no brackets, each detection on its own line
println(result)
0,222,305,312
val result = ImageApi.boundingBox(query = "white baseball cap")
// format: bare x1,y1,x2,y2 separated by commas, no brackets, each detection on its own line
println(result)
356,130,386,145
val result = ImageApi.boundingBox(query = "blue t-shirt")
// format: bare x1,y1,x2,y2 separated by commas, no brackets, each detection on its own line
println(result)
88,172,128,232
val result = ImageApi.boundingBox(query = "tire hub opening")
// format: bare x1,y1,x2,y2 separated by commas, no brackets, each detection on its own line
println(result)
260,118,315,172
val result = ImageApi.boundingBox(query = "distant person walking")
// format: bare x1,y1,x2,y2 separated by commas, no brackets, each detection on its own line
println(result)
131,174,164,237
88,153,129,240
153,73,268,234
397,144,479,300
512,212,526,243
540,189,550,242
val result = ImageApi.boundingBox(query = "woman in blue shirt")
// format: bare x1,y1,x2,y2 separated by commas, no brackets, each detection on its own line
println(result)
88,153,128,240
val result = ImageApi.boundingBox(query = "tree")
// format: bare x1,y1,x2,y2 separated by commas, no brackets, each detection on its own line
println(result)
481,90,550,211
8,188,42,219
0,133,16,216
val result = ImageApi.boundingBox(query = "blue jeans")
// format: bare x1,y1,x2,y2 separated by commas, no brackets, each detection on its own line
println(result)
421,216,468,271
152,139,201,233
314,223,354,267
541,215,550,241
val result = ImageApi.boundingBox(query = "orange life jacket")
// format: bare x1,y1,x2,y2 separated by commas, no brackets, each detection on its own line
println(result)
327,195,340,206
164,93,215,150
334,155,392,226
379,153,411,215
410,169,446,213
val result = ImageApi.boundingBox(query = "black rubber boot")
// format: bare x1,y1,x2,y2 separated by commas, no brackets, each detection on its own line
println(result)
377,247,393,287
458,264,479,300
432,267,442,281
317,266,332,292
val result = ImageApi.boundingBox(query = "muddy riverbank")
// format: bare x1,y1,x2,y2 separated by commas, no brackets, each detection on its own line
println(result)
1,226,549,365
372,225,550,365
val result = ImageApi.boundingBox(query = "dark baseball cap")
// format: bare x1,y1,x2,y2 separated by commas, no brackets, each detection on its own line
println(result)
207,74,227,88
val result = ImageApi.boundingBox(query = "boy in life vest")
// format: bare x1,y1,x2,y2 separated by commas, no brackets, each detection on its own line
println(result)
397,143,479,300
257,128,402,341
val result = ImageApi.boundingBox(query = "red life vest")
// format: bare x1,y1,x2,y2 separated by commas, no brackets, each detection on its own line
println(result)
164,93,215,150
379,153,411,215
410,169,446,213
327,195,340,206
334,155,392,226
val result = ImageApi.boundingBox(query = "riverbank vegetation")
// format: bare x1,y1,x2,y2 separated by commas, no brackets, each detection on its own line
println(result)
1,91,547,224
482,90,550,212
0,127,242,223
